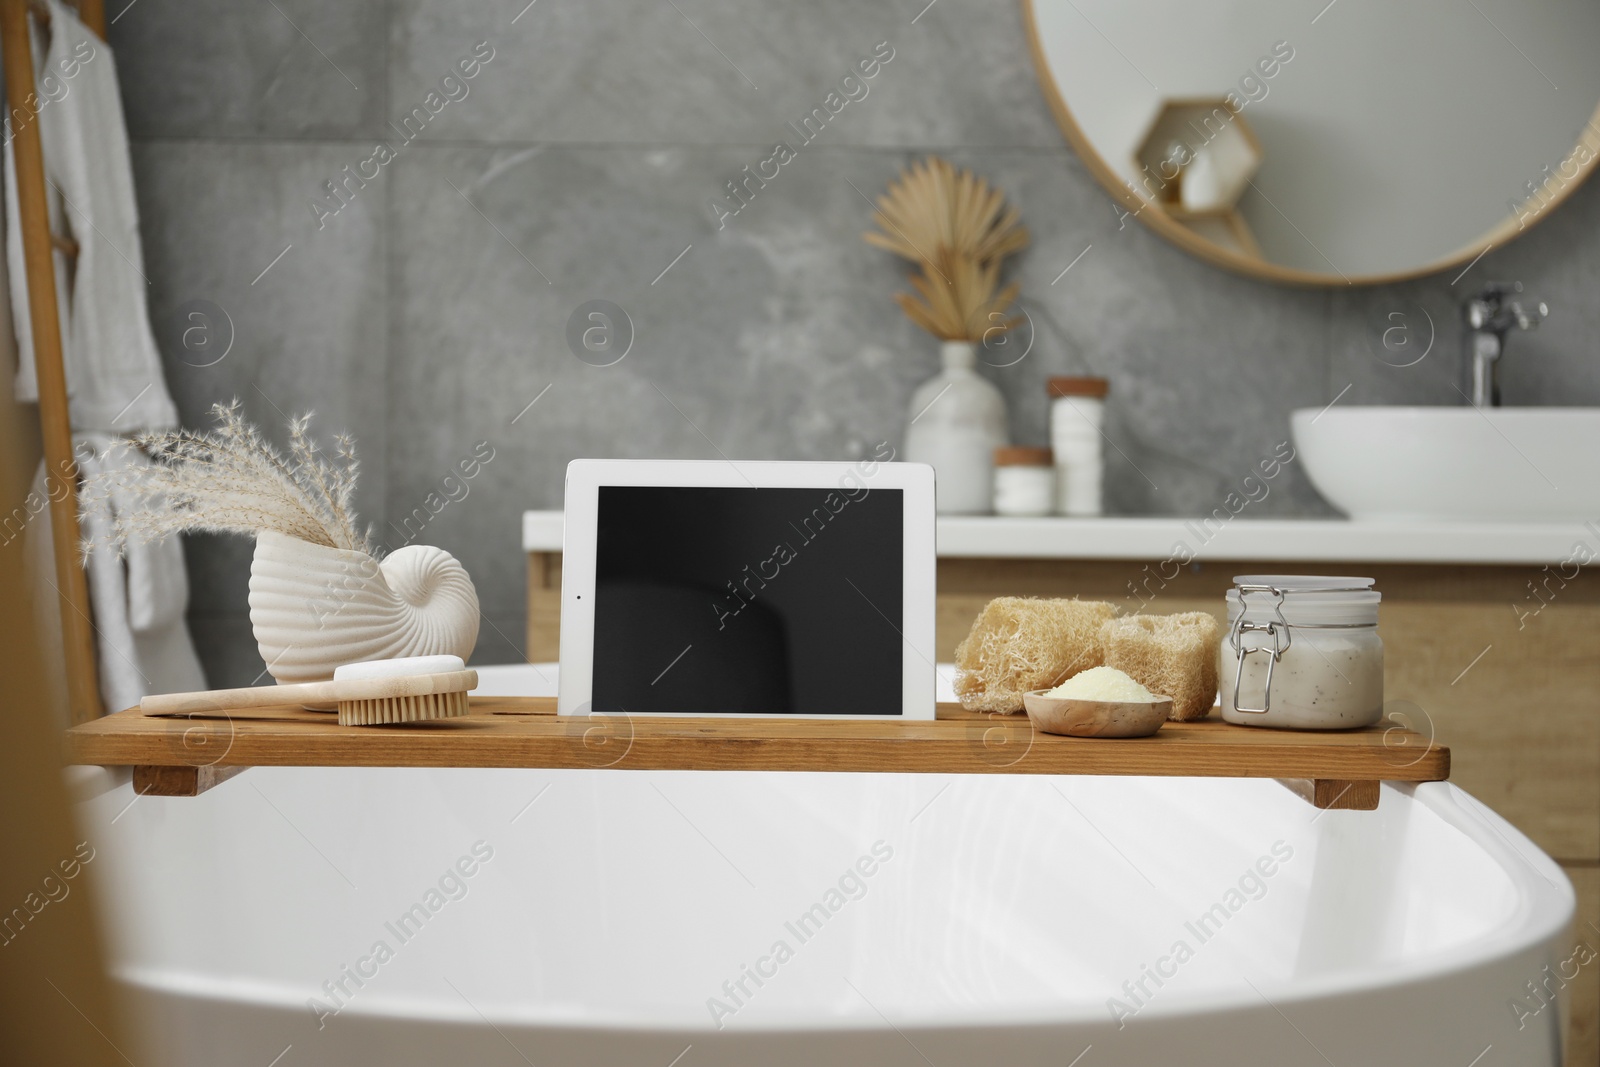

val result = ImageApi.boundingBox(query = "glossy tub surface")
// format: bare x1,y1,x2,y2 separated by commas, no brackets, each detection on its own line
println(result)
73,666,1575,1066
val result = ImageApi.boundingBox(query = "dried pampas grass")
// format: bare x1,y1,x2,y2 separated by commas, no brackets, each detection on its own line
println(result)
79,400,371,558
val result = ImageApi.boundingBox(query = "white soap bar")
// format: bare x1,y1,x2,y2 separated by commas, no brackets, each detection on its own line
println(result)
334,654,465,680
1046,665,1155,702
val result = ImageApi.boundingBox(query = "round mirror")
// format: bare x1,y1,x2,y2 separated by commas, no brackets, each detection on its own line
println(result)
1024,0,1600,285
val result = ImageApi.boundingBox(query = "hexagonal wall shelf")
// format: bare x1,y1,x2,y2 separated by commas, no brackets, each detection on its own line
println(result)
1132,98,1263,258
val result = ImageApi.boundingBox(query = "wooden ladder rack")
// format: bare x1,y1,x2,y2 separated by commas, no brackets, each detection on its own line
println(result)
1,0,108,723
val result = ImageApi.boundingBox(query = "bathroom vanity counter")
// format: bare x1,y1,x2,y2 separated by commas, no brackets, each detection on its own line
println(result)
931,515,1598,564
65,698,1446,805
524,510,1595,564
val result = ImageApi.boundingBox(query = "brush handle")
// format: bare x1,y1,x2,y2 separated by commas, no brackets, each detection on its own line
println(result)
140,671,478,716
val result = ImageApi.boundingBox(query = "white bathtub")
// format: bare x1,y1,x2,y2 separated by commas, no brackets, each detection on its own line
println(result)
73,665,1576,1066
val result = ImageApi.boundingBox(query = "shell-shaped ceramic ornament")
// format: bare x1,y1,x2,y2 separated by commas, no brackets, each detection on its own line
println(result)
248,530,480,684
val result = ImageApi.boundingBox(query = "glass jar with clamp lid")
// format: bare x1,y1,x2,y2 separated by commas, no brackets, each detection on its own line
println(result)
1218,575,1384,729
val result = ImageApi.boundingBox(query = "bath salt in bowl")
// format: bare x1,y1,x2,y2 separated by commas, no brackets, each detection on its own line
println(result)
1024,667,1171,738
1045,666,1156,703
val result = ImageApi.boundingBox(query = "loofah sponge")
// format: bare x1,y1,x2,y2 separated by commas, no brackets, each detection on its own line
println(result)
954,597,1116,714
1098,613,1221,721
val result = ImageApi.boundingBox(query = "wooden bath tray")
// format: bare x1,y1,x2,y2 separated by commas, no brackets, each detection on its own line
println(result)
63,697,1448,808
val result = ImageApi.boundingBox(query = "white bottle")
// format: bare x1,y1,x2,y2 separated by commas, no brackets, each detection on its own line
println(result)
1047,377,1108,517
906,341,1008,515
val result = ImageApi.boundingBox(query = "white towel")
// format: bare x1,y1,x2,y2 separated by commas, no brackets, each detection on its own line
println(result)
7,0,176,433
39,434,207,715
6,5,202,715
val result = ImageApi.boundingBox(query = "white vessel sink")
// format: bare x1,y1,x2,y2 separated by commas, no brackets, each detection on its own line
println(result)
1291,406,1600,521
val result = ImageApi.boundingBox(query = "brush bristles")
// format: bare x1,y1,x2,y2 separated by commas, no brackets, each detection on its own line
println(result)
338,690,469,726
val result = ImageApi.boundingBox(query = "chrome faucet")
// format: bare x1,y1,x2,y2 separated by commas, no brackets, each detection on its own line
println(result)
1463,282,1546,408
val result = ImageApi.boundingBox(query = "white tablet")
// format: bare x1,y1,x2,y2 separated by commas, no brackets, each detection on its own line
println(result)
558,456,936,719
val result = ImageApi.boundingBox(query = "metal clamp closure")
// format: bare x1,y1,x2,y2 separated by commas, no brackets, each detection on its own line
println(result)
1229,585,1292,715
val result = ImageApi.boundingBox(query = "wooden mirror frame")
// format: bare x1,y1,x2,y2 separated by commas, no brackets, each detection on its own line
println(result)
1020,0,1600,287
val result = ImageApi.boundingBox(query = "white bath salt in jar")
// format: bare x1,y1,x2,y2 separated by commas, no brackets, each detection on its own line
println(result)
1218,575,1384,730
992,446,1054,516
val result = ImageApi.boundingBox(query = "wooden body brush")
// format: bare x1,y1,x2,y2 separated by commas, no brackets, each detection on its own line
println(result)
140,655,477,726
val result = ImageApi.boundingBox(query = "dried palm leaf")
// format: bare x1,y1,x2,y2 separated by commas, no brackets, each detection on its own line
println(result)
895,249,1023,342
863,156,1029,266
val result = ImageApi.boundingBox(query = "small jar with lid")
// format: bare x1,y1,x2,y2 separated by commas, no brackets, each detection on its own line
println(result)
1218,575,1384,730
1047,377,1109,517
992,446,1054,516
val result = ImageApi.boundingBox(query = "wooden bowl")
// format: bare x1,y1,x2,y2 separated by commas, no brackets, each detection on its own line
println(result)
1022,690,1172,738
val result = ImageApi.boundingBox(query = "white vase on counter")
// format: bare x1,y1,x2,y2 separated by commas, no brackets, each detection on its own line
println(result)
905,340,1008,515
248,530,480,683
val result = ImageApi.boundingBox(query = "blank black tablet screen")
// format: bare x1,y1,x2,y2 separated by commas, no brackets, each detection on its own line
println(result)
591,485,904,715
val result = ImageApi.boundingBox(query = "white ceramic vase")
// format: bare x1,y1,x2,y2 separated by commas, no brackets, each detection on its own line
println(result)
248,530,481,684
904,340,1008,514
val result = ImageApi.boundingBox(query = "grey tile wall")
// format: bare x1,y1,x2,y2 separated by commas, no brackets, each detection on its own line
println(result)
386,0,1058,147
113,1,1600,685
114,1,387,139
133,141,388,617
